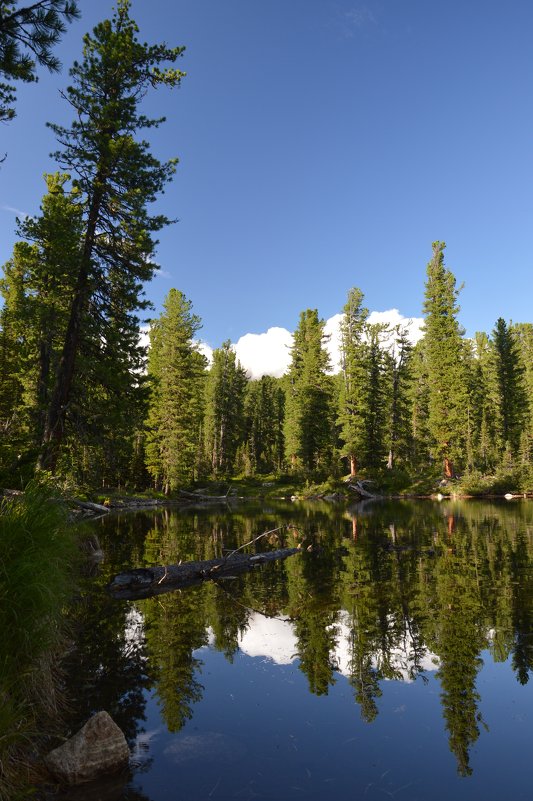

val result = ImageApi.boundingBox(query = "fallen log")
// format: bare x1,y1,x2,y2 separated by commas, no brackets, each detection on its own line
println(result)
178,489,237,503
348,480,382,500
108,546,300,600
70,498,110,514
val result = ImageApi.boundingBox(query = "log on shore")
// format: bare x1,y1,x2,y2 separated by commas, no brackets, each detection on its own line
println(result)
348,480,382,500
70,498,110,514
108,547,300,600
178,489,238,503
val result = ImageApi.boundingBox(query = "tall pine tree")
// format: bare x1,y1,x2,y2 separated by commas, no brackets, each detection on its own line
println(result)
490,318,528,459
284,309,333,474
145,289,206,493
39,0,185,471
338,288,369,476
204,342,248,475
422,242,468,477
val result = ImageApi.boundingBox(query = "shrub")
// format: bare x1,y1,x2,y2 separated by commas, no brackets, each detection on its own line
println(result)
0,483,76,799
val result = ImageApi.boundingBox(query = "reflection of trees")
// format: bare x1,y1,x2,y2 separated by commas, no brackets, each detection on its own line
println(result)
67,499,533,782
510,530,533,684
286,530,342,696
423,539,485,777
142,587,207,732
205,578,250,661
64,592,151,744
340,507,431,722
63,513,156,744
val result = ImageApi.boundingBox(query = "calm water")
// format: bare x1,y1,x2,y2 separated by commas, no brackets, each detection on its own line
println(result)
61,499,533,801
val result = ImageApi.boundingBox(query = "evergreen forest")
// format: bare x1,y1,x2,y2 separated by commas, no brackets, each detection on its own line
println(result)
1,3,532,498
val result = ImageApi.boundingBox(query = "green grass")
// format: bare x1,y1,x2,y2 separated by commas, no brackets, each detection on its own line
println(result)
0,483,77,800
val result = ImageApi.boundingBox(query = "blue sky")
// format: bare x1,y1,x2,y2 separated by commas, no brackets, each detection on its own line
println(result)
1,0,532,355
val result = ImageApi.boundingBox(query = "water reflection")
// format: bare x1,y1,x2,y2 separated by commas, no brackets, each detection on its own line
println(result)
64,499,533,797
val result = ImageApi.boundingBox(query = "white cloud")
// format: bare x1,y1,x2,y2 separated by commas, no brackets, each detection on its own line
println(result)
1,204,30,218
324,313,344,372
197,340,213,366
233,327,293,379
367,308,424,345
140,309,424,381
321,309,425,376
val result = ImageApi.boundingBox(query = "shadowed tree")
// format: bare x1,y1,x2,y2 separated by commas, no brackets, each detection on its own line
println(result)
39,0,185,471
490,317,528,459
284,308,334,474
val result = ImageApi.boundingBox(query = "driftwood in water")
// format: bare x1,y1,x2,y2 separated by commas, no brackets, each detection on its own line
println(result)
108,547,300,600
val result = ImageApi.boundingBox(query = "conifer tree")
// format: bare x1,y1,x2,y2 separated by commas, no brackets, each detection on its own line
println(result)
422,242,468,477
204,342,248,475
385,324,413,469
471,331,499,471
337,288,368,476
0,1,79,122
490,318,528,459
145,290,206,493
0,173,82,474
284,309,333,474
408,339,431,469
512,323,533,465
39,0,185,471
362,322,389,468
242,375,285,474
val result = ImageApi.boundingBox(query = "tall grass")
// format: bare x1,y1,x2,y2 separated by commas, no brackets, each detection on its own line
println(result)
0,482,76,800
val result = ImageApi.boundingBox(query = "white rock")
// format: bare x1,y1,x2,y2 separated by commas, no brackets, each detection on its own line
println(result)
45,711,129,785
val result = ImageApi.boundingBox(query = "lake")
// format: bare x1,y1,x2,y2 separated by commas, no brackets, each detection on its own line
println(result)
60,498,533,801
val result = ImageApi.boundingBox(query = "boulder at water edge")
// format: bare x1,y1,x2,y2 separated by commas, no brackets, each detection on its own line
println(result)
45,711,129,785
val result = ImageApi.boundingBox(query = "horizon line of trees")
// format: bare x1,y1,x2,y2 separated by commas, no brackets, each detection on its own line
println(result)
2,226,533,491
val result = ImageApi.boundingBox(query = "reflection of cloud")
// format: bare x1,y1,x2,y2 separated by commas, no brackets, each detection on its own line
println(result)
239,614,297,664
237,611,438,683
131,727,163,766
335,612,439,683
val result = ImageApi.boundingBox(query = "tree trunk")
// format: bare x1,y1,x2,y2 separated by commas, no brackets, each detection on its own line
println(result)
38,185,105,472
108,547,301,600
444,456,455,478
350,454,357,477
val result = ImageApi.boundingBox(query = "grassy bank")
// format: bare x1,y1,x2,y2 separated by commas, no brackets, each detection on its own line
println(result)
0,484,77,800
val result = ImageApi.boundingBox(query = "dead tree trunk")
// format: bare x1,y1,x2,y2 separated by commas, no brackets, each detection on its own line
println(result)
108,547,301,600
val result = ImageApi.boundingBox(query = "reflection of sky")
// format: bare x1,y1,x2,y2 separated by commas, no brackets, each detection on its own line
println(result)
132,640,533,801
236,611,439,682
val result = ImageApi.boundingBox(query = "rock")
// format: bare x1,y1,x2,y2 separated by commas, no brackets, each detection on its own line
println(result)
45,711,129,786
